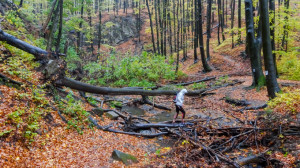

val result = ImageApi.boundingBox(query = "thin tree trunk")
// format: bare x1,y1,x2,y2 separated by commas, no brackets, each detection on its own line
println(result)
155,0,160,54
176,0,180,73
230,0,235,48
194,0,198,63
41,0,58,35
269,0,278,77
146,0,156,53
98,0,102,51
206,0,212,60
237,0,241,44
55,0,63,54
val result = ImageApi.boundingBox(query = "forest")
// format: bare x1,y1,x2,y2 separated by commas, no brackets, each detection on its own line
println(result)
0,0,299,167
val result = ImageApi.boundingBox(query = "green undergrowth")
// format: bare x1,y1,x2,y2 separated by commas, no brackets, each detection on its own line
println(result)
5,86,51,144
56,92,90,134
83,51,185,87
267,88,300,115
276,49,300,81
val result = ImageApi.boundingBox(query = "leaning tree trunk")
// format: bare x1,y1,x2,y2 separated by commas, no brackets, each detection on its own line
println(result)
245,0,265,87
260,0,280,98
41,0,58,35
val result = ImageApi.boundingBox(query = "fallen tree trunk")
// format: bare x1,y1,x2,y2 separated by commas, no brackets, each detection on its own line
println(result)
0,29,243,96
224,97,251,106
55,77,220,96
168,76,216,86
0,73,23,86
0,29,48,61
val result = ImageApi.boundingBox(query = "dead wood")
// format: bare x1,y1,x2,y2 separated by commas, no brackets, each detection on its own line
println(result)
88,116,168,138
239,104,268,111
0,73,23,86
0,28,48,61
141,96,171,110
0,29,244,97
168,76,216,86
166,128,241,168
236,154,266,166
224,97,251,106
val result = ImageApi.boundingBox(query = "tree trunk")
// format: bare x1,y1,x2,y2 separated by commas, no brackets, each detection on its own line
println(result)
0,29,48,61
206,0,212,61
260,0,280,98
193,0,198,63
41,0,58,35
98,0,102,51
176,0,180,73
19,0,23,7
244,0,265,87
77,0,84,51
146,0,156,53
237,0,241,44
198,0,212,72
55,0,63,53
230,0,235,48
269,0,278,77
155,0,160,54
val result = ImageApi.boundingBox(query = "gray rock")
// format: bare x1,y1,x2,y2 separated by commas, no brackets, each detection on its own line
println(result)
105,111,119,120
111,150,138,165
140,104,153,111
91,108,104,116
139,130,152,135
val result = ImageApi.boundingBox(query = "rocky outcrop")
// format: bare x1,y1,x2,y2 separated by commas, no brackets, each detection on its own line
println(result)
100,15,142,45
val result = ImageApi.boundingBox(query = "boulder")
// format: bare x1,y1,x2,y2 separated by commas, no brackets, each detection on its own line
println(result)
111,150,138,165
91,108,104,116
105,111,119,120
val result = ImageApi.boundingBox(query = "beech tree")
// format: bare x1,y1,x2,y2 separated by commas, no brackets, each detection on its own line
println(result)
260,0,280,98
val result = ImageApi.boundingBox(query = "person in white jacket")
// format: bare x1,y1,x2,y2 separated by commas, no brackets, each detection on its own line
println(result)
172,89,188,123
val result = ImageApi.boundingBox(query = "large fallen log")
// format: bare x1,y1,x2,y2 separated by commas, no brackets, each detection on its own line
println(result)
55,77,242,96
0,29,243,96
0,28,48,61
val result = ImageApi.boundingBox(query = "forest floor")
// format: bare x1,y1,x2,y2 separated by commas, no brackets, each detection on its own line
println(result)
1,8,300,168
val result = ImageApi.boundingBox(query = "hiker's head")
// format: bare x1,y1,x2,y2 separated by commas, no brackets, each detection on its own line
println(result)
181,89,188,94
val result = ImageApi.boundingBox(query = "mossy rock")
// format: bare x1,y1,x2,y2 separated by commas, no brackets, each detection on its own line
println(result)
105,111,119,120
111,149,138,165
91,108,104,116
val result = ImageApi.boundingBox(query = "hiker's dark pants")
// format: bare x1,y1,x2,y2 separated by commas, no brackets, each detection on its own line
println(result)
175,105,186,119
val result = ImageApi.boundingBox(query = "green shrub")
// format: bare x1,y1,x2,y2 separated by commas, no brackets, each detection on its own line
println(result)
83,51,184,87
276,49,300,81
267,89,300,115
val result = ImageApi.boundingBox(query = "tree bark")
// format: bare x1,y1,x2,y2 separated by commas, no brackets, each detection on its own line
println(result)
206,0,212,60
244,0,264,87
198,0,212,72
0,29,48,61
55,0,63,53
269,0,278,77
146,0,156,53
260,0,280,98
41,0,58,35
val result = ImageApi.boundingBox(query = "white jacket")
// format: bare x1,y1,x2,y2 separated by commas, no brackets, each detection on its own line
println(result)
175,89,188,106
